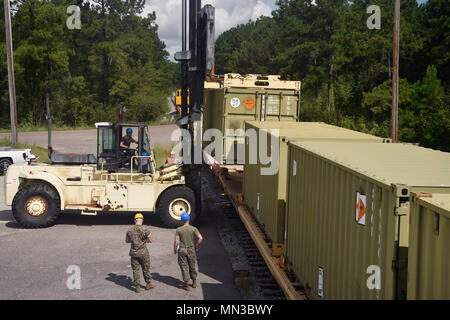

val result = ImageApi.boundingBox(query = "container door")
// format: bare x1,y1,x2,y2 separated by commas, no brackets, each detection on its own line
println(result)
262,89,299,122
222,89,260,162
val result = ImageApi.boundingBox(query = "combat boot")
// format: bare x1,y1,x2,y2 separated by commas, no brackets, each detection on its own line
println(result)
135,285,140,293
192,280,197,288
183,282,190,291
146,283,155,290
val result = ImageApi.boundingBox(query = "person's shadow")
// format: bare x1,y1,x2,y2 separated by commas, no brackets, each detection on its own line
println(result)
105,273,134,291
105,272,185,292
151,272,185,289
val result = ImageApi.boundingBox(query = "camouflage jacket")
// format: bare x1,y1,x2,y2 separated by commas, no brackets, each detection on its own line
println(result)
126,226,151,258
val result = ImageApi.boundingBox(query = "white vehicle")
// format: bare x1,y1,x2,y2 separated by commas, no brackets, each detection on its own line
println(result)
0,147,38,174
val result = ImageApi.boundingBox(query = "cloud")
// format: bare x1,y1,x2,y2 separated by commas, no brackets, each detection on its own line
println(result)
142,0,277,60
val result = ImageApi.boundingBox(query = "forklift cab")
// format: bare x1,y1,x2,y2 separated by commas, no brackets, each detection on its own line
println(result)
96,122,155,173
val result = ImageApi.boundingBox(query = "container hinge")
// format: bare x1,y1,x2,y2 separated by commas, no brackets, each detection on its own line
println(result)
392,258,408,270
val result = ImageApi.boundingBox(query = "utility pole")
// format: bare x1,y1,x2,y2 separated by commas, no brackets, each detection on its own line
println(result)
4,0,18,147
392,0,400,143
46,80,52,155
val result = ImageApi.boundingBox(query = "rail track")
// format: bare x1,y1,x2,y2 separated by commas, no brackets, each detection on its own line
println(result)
202,166,285,300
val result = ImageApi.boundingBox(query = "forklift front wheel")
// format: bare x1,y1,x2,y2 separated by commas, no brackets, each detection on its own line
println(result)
156,186,196,228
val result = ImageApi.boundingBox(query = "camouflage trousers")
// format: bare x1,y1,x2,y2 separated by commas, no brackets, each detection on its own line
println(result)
178,247,197,283
131,251,152,286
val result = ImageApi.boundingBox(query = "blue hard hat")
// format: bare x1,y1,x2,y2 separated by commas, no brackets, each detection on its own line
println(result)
142,152,149,157
181,212,190,221
126,128,133,134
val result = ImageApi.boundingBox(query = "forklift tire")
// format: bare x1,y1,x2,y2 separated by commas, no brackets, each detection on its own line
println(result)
156,186,196,228
12,183,61,229
0,158,13,175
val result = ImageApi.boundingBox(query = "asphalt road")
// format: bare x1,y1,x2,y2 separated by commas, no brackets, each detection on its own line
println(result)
0,176,241,300
0,125,181,154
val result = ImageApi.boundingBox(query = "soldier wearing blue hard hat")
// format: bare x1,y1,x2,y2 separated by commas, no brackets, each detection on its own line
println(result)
120,128,138,158
174,212,203,291
121,128,137,149
181,212,190,221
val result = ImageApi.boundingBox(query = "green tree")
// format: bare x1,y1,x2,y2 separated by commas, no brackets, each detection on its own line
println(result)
400,66,450,151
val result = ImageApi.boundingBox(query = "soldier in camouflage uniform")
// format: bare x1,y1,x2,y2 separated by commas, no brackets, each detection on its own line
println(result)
174,212,203,291
126,213,154,293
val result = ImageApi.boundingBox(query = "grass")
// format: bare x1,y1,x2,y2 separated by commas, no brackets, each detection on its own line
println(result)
147,119,177,126
152,145,175,169
0,120,177,133
0,137,50,164
0,125,95,133
235,276,255,299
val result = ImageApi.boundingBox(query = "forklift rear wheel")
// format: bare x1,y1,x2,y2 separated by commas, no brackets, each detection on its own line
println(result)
156,186,196,228
12,183,61,228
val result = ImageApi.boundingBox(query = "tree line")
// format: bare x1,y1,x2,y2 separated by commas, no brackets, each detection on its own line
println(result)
0,0,178,129
215,0,449,152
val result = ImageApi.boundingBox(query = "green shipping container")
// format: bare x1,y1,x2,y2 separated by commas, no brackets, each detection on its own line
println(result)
203,74,301,162
408,193,450,300
242,121,388,244
285,142,450,300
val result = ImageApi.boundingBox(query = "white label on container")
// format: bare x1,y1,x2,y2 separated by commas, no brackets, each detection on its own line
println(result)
356,192,367,226
293,160,297,176
230,97,240,108
318,267,324,298
261,94,266,121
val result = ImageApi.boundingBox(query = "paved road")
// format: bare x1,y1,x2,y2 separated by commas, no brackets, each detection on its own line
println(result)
0,125,181,154
0,176,241,300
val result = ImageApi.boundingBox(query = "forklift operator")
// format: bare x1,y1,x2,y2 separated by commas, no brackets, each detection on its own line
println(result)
120,128,138,156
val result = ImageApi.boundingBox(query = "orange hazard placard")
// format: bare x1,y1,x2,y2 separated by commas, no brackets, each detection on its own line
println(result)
244,98,255,110
356,192,367,226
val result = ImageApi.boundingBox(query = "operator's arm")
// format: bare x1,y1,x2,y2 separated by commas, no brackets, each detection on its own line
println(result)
120,142,128,149
125,235,130,244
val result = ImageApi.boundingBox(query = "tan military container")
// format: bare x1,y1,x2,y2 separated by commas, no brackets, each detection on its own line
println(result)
203,74,301,162
285,141,450,300
408,193,450,300
243,121,388,244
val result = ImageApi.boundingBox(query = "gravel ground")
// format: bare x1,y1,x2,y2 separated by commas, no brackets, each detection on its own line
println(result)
202,166,284,300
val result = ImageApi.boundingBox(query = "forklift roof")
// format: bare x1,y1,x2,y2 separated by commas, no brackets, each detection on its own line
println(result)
95,122,147,129
116,122,147,128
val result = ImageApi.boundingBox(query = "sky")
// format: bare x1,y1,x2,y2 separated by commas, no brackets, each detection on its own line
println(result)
142,0,429,61
142,0,278,60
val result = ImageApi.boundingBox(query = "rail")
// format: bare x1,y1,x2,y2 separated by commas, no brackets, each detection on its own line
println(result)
215,169,307,300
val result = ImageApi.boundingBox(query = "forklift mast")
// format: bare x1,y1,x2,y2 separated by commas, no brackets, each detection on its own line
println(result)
174,0,215,219
175,0,215,163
